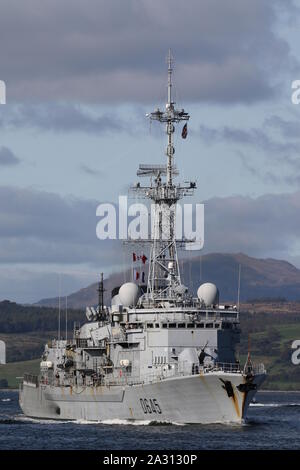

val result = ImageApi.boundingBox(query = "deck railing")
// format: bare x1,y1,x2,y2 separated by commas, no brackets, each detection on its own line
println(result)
24,361,266,389
102,360,266,387
23,373,39,387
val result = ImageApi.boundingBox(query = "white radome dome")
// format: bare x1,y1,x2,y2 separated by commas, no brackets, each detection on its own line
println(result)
118,282,140,307
111,294,121,306
197,283,219,307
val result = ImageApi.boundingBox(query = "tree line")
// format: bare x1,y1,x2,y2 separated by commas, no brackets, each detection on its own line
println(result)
0,300,84,333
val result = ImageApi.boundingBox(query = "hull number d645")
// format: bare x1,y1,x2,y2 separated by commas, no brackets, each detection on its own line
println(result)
139,398,162,414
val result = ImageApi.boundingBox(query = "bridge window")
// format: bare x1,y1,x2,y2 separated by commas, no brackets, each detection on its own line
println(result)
205,323,213,328
178,323,186,328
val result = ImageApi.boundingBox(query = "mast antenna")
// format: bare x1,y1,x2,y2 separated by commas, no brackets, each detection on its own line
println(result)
98,273,106,321
167,49,173,106
132,52,194,305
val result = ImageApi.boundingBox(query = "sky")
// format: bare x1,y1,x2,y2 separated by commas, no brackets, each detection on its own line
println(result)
1,0,300,302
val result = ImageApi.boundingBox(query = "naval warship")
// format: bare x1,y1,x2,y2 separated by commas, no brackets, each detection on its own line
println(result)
19,53,266,424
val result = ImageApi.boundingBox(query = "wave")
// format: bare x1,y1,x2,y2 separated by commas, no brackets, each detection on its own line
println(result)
250,403,300,408
74,418,184,426
0,418,21,425
1,399,11,402
12,415,184,426
14,415,71,425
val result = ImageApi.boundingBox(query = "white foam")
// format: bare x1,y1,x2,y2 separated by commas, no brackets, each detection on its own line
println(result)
15,415,70,424
15,414,184,426
1,398,11,402
74,418,184,426
250,402,300,408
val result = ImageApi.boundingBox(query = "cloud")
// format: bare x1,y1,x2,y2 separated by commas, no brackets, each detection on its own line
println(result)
0,186,124,267
1,184,300,301
265,115,300,141
0,103,127,134
198,123,300,155
80,164,103,177
0,184,299,265
197,119,300,186
0,147,20,166
203,191,300,258
0,0,296,103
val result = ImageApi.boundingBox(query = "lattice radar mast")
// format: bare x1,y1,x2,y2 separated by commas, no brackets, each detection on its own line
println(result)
132,50,196,304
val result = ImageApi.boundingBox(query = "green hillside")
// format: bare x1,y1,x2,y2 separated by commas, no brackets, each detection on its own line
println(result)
0,300,83,362
239,308,300,390
0,359,40,388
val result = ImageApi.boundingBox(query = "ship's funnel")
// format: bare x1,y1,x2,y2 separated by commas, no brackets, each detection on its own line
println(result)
197,283,219,307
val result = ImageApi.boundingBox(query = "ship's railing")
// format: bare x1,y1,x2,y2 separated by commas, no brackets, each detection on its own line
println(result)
34,360,266,389
23,373,39,386
214,362,241,373
243,362,266,375
102,360,251,386
34,361,266,389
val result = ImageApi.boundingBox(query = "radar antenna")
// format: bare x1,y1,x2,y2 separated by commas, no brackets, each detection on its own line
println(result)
131,51,195,305
98,273,106,321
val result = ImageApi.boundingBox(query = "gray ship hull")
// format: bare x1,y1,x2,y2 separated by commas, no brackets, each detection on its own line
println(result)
19,371,265,424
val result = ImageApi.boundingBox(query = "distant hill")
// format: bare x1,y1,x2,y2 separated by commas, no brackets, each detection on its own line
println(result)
36,252,300,308
0,300,83,362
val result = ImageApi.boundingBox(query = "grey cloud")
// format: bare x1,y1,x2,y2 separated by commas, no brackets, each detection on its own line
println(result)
1,185,300,301
0,185,300,266
0,0,296,103
239,156,300,187
265,115,300,141
198,121,300,186
0,186,123,268
0,147,20,166
204,191,300,258
80,164,103,177
0,103,127,134
198,124,300,155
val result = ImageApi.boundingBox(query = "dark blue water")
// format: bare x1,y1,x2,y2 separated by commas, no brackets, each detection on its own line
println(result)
1,390,300,449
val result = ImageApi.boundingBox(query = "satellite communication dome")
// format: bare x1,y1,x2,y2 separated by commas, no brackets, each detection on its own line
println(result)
111,294,121,306
197,283,219,307
118,282,140,307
